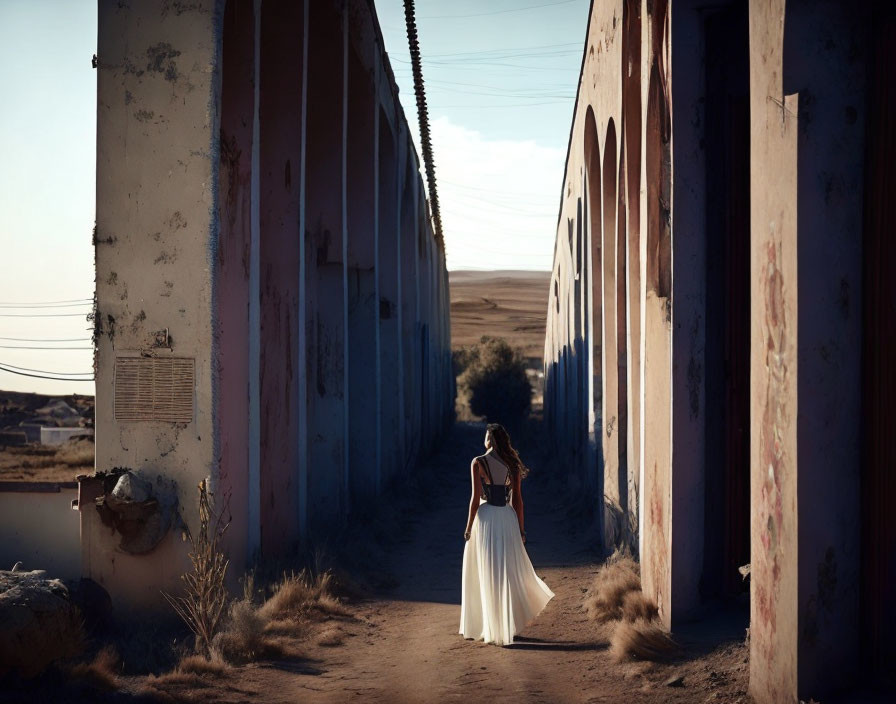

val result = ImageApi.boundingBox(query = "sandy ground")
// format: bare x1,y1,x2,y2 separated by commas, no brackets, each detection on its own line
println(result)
106,422,750,704
449,270,551,360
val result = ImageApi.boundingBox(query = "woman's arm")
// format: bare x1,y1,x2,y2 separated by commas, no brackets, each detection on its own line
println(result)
464,459,481,540
511,471,525,543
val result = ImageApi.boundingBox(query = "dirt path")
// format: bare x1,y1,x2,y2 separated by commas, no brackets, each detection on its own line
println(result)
190,421,747,704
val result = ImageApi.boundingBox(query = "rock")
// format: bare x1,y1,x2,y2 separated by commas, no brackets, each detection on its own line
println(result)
664,674,685,687
0,570,84,678
110,471,151,503
95,470,179,554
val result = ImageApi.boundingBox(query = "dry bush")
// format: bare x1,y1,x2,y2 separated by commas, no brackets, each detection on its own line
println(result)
316,626,345,647
176,653,229,676
259,569,348,622
610,618,680,663
66,646,119,691
163,480,230,656
584,550,642,622
586,549,677,664
211,599,265,664
620,589,659,623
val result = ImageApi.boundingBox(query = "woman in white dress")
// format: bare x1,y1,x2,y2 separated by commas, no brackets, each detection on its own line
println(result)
459,423,554,646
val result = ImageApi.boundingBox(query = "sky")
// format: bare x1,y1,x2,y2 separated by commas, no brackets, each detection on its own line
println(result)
0,0,588,396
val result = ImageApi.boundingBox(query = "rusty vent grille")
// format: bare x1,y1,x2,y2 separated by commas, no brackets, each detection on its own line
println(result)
114,357,194,423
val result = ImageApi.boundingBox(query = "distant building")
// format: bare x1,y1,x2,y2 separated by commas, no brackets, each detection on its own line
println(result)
543,1,894,700
84,0,452,608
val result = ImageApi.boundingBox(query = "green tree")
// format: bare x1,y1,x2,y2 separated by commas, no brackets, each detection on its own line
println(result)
458,337,532,426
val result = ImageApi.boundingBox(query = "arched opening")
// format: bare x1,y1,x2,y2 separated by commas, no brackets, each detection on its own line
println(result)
701,2,751,604
616,142,629,527
602,119,622,514
623,0,642,528
584,107,603,496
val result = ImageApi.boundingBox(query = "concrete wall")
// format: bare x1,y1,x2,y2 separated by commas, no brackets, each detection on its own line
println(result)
0,484,80,580
90,0,452,610
545,0,887,699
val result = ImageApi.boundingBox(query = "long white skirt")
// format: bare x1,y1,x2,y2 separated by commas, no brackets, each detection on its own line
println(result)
459,501,555,645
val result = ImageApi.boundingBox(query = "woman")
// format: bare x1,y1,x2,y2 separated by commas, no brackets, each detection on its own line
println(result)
459,423,554,646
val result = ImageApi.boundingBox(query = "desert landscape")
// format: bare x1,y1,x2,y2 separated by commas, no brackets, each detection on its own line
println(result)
449,270,552,363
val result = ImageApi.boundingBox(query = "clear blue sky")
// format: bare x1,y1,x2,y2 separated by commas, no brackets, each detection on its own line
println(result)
0,0,588,395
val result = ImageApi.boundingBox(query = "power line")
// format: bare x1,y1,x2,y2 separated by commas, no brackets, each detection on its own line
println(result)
0,301,92,309
0,364,94,382
421,0,578,20
0,312,90,318
0,336,92,342
0,361,93,376
0,345,93,350
0,297,92,306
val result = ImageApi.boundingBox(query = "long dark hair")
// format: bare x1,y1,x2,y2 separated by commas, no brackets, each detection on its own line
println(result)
487,423,530,479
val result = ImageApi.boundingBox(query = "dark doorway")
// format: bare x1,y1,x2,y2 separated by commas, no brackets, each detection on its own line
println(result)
861,2,896,685
702,1,751,602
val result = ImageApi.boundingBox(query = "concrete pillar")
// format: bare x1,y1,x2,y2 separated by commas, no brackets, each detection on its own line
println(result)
93,0,228,604
640,0,673,627
346,31,378,506
749,1,865,700
258,0,304,555
377,108,400,485
305,0,347,528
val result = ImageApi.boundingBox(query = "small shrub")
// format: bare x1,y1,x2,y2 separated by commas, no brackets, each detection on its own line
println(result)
176,653,229,676
457,337,532,425
316,626,345,647
609,619,679,662
66,646,119,691
211,599,265,664
620,589,659,622
584,549,642,622
163,480,230,656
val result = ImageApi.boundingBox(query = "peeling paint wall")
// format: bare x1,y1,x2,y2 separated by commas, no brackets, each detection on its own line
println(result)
90,0,452,610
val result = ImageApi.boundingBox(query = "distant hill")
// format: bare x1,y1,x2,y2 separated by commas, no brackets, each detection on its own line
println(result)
449,270,551,362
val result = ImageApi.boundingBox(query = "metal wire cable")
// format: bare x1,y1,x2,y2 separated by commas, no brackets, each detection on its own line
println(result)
0,363,95,382
0,336,92,342
0,312,91,318
0,298,92,307
0,361,93,376
403,0,443,248
0,345,93,350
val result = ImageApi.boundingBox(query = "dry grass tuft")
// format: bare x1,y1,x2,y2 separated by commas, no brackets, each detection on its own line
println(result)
620,589,659,623
259,569,348,622
584,550,642,622
67,646,119,691
176,653,229,676
212,599,266,664
585,549,678,664
609,618,680,663
316,626,345,647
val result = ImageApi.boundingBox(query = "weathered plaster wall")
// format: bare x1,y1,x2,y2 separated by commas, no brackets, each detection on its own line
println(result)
93,0,219,605
91,0,452,608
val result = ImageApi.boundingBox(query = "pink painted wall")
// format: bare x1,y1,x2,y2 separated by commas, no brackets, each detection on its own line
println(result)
258,0,304,555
